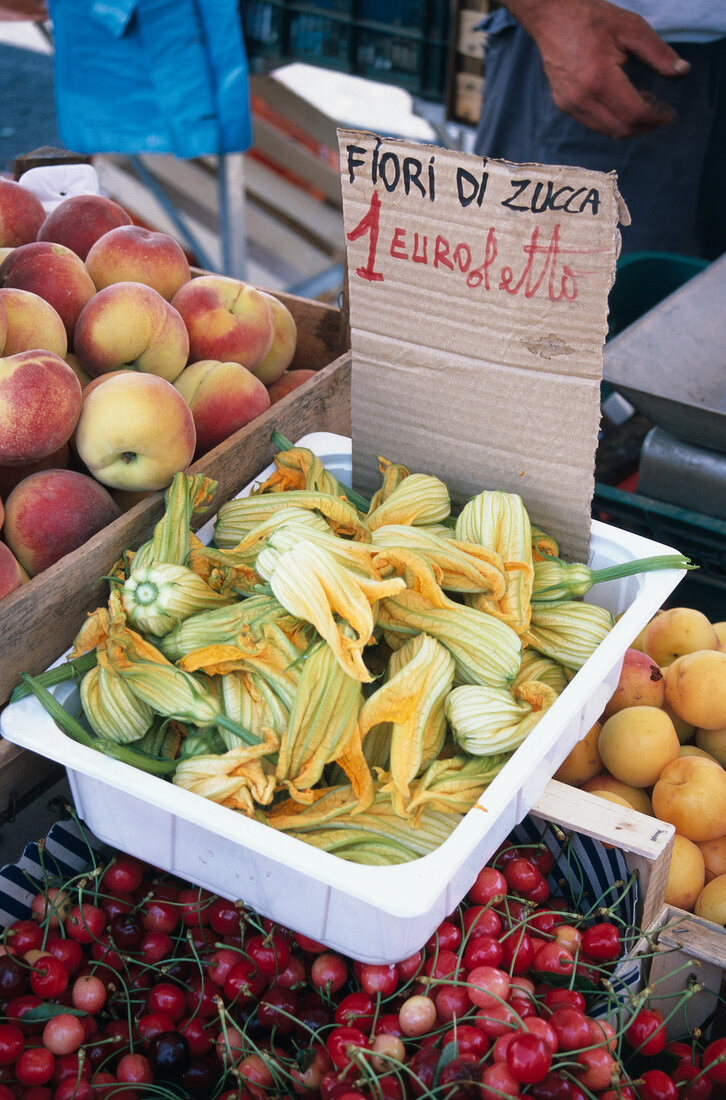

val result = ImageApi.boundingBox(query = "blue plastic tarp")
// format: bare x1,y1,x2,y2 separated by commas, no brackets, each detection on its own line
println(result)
49,0,253,157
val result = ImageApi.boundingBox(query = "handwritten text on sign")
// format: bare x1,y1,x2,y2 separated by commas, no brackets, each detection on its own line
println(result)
343,137,612,303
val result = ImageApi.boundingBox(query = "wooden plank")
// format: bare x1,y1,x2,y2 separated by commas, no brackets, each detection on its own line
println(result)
243,157,346,254
250,74,340,152
0,328,350,708
252,116,342,206
533,779,675,930
643,905,726,1039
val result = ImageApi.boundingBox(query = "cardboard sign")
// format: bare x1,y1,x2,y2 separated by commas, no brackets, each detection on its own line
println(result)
338,129,627,561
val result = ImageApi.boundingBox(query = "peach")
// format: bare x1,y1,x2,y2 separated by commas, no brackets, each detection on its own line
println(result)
695,874,726,925
171,274,275,370
0,287,67,358
0,179,46,248
553,722,602,786
695,726,726,767
85,224,191,301
251,293,297,385
662,698,695,744
36,193,132,261
0,293,5,353
267,368,317,405
697,835,726,883
601,648,665,719
652,756,726,842
74,282,189,382
74,371,196,491
0,444,70,500
0,540,28,599
665,834,706,911
641,606,719,667
3,468,121,576
0,350,82,466
665,649,726,729
580,774,653,816
0,242,96,346
64,353,92,390
173,359,271,459
597,705,680,787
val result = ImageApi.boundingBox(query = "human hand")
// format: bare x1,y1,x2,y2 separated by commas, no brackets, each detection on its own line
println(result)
504,0,691,139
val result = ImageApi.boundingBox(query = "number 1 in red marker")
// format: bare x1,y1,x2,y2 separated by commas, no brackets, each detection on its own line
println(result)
347,190,384,282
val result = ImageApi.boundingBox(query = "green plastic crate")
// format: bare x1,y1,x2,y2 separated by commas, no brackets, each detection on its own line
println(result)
592,482,726,620
239,0,450,100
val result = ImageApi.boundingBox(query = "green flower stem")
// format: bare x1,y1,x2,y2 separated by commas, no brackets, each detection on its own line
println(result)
20,673,179,777
11,651,98,702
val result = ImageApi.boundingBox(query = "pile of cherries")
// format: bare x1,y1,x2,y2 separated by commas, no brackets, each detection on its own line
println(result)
0,834,723,1099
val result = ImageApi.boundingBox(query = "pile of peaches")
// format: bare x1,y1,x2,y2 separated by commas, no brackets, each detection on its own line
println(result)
555,603,726,922
0,177,315,600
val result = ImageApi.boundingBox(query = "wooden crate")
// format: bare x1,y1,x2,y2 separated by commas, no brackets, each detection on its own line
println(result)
0,293,350,714
532,779,675,931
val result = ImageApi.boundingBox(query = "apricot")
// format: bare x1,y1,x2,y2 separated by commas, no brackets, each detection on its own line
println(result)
712,621,726,648
697,835,726,883
662,698,695,744
681,745,721,765
665,834,706,912
553,722,602,786
695,874,726,926
601,648,665,719
641,606,719,667
597,706,680,788
665,650,726,730
580,774,653,816
695,726,726,767
652,756,726,843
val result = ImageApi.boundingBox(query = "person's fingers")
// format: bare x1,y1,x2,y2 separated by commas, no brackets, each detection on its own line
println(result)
615,21,691,79
560,67,679,139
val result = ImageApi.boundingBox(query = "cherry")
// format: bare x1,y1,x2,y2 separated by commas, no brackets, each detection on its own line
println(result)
30,954,69,999
65,903,105,945
0,1023,23,1066
149,1031,190,1077
0,955,28,999
207,897,241,936
101,855,146,895
109,911,144,950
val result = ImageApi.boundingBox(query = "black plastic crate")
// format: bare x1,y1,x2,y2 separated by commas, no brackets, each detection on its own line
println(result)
593,482,726,621
240,0,451,101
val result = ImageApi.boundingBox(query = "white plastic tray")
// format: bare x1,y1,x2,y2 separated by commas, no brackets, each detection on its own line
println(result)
0,433,686,963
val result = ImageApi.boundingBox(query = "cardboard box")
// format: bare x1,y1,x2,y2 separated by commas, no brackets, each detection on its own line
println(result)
338,129,629,563
0,290,350,710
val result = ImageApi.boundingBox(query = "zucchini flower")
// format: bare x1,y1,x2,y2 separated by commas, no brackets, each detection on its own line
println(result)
173,730,279,816
121,562,234,637
456,489,534,635
532,553,694,603
276,640,370,806
367,472,451,531
378,584,522,689
367,457,411,513
446,679,559,755
219,670,290,749
358,633,455,809
523,600,615,669
214,489,372,547
371,523,506,599
514,648,569,694
80,651,154,744
256,444,348,497
132,472,217,572
158,594,302,662
268,540,406,682
402,752,510,823
266,786,463,865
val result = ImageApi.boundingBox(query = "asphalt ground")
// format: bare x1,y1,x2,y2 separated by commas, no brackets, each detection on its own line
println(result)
0,24,62,176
